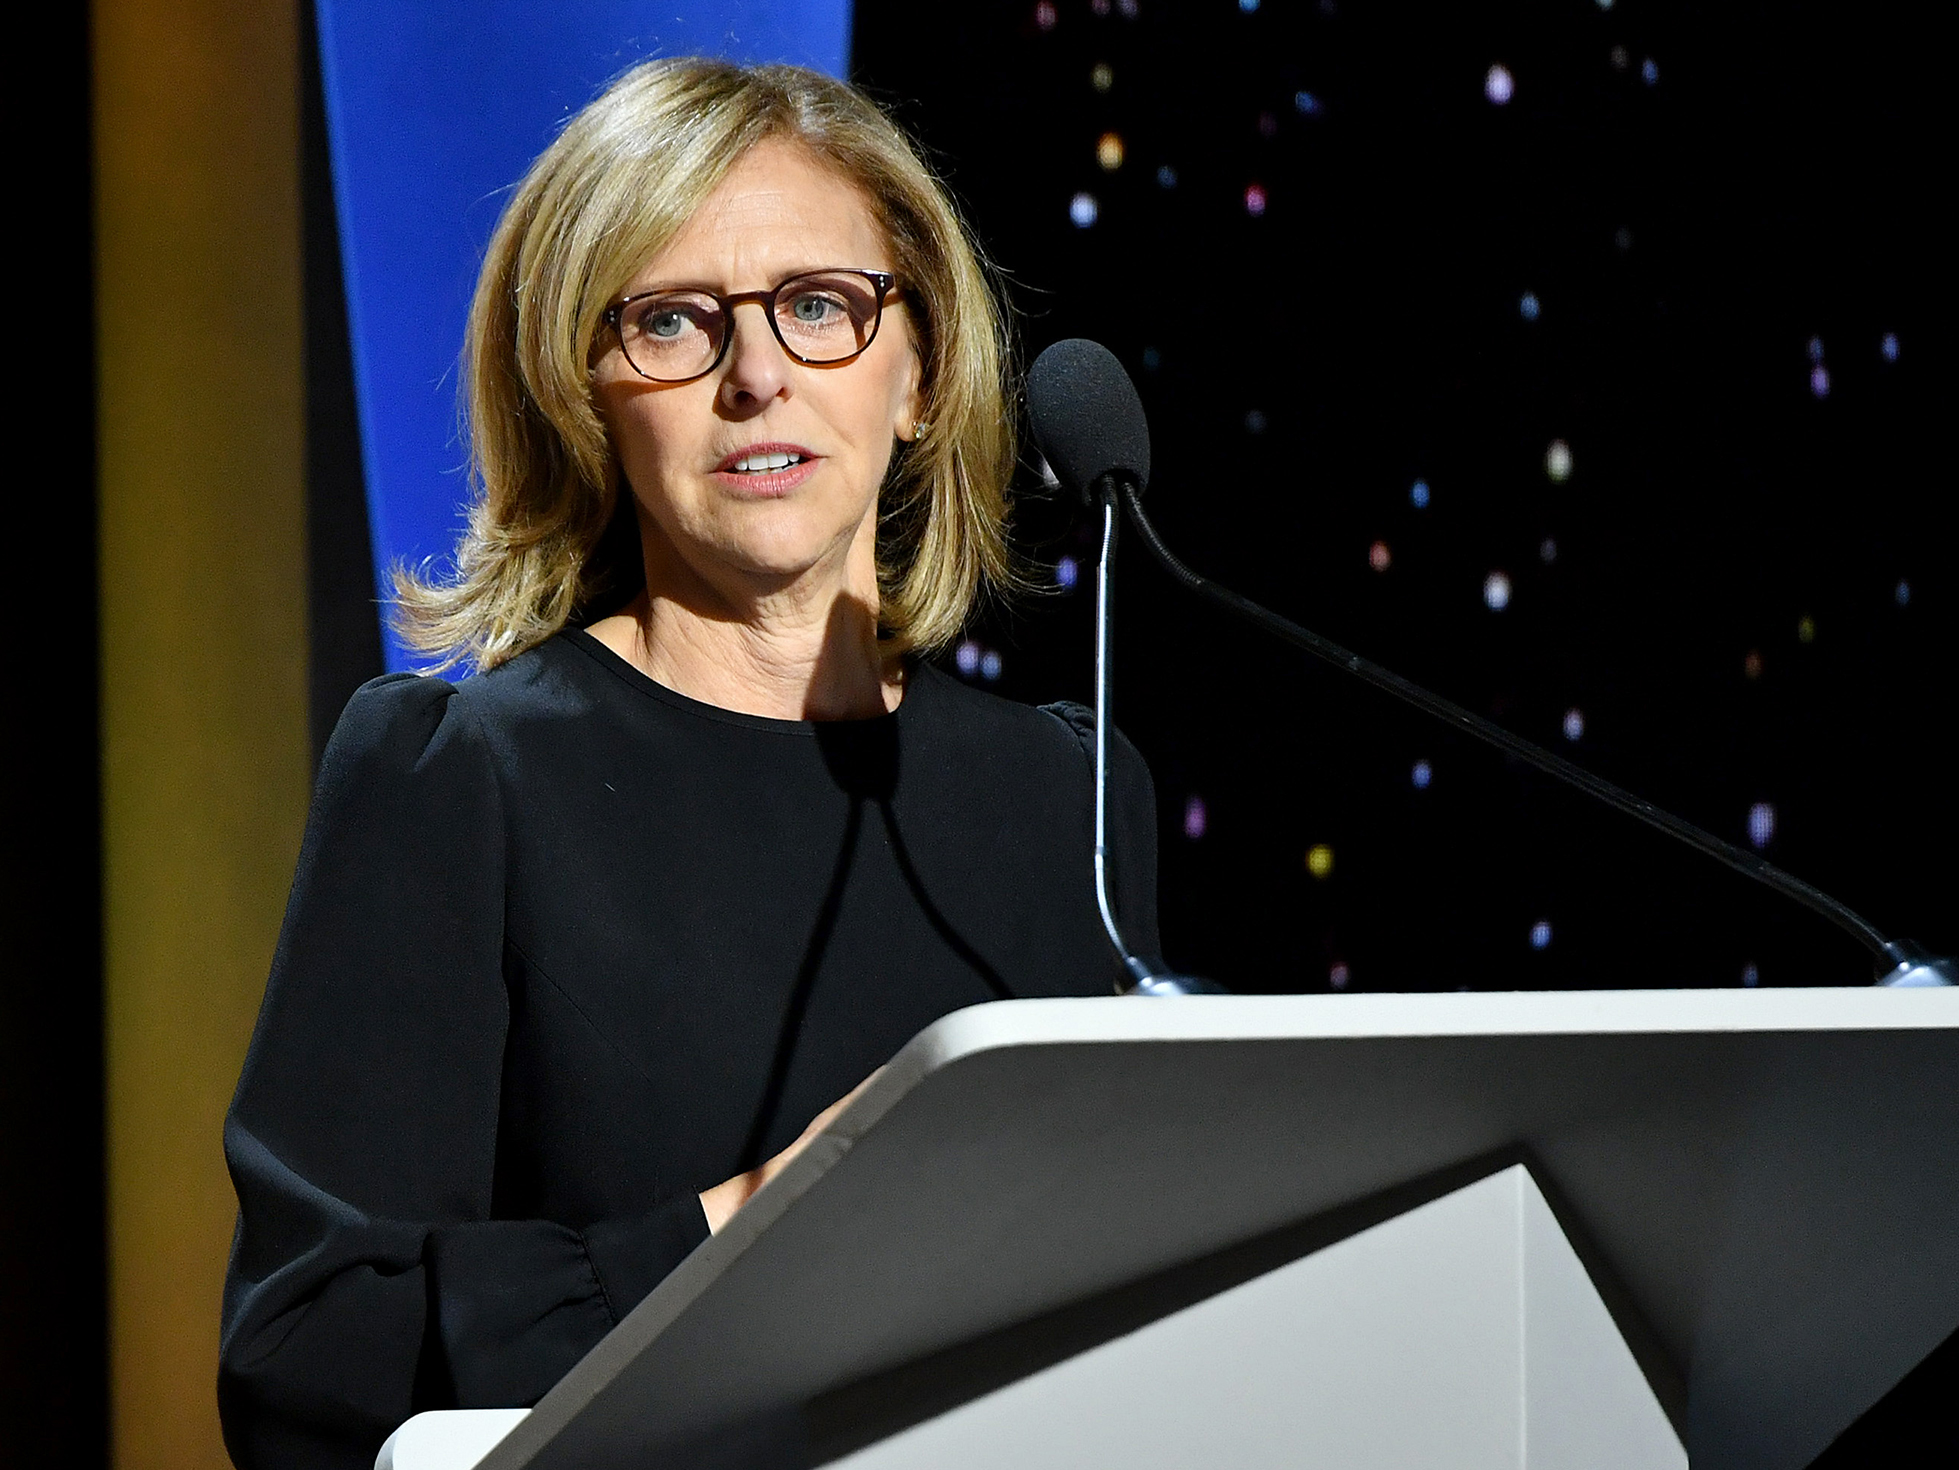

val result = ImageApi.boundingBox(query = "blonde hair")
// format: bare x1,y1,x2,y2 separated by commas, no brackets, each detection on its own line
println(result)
394,57,1019,671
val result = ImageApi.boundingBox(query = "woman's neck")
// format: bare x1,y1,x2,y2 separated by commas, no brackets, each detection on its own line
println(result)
585,528,901,722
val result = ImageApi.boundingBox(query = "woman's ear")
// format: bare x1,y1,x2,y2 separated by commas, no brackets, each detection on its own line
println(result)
895,344,927,442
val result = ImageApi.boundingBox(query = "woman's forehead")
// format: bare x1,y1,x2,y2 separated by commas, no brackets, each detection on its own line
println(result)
622,140,890,295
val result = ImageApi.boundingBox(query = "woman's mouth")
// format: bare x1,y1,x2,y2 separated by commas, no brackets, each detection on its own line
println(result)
712,444,821,494
729,450,804,473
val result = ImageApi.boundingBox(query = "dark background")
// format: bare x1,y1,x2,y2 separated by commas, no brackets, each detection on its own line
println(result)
5,1,106,1461
851,0,1953,997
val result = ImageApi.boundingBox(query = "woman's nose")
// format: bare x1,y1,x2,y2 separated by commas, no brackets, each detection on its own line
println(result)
717,303,791,412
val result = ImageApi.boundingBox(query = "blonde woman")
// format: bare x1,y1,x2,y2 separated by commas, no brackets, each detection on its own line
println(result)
219,58,1159,1468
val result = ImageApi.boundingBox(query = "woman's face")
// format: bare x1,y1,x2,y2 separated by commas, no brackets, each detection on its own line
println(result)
591,141,923,601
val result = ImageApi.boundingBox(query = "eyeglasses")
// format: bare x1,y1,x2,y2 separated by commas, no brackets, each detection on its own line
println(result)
601,269,900,385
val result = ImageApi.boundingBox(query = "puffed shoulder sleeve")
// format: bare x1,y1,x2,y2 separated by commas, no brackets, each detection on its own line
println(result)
219,676,705,1470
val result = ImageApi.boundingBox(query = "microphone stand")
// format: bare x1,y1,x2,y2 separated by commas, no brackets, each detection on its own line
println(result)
1117,482,1953,989
1090,479,1219,996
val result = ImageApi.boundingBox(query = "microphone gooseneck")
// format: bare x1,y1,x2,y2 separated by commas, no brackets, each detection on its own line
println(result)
1089,491,1157,992
1032,339,1218,995
1025,336,1952,989
1088,478,1219,997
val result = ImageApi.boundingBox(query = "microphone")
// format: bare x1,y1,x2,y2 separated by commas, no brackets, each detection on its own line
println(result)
1027,341,1217,997
1026,337,1954,990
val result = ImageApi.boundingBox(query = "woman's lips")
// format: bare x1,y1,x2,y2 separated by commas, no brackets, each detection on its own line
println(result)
710,443,821,496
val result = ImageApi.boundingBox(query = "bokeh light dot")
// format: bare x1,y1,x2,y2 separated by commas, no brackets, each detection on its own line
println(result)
1096,132,1124,170
1412,759,1433,789
1411,478,1431,508
1546,439,1573,482
1810,365,1831,397
1034,1,1057,31
956,640,980,675
1744,649,1763,679
1155,164,1178,189
1369,540,1392,572
1742,962,1760,987
1530,920,1553,950
1486,64,1515,104
1329,961,1350,989
1540,537,1558,563
1641,57,1659,84
979,649,1003,681
1183,796,1208,840
1245,409,1268,434
1520,291,1541,320
1881,332,1900,362
1069,191,1099,228
1895,579,1910,606
1055,555,1079,589
1797,615,1816,643
1484,571,1512,610
1747,802,1776,849
1244,183,1268,216
1562,708,1585,741
1306,843,1334,879
1090,62,1113,92
1294,90,1322,115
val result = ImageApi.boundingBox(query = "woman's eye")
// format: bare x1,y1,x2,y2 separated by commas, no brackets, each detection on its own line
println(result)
644,309,689,339
789,294,843,324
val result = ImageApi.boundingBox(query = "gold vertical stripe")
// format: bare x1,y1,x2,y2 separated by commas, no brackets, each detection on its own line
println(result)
95,0,307,1464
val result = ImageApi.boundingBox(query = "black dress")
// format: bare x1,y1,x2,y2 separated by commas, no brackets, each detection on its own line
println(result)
218,629,1160,1470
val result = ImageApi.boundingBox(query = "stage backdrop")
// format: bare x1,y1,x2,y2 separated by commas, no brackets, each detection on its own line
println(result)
315,0,852,670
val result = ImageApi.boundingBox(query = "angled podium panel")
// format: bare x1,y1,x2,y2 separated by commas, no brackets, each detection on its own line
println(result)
831,1163,1680,1470
403,988,1958,1470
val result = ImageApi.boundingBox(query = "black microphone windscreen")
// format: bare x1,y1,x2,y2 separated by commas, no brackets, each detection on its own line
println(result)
1027,339,1151,497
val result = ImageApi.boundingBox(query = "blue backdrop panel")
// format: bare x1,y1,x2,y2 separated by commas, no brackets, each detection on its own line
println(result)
316,2,853,669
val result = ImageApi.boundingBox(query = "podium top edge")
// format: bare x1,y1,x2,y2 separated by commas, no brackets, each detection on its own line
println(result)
900,986,1959,1075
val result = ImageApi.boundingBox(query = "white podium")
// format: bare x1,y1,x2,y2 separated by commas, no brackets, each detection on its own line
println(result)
382,987,1959,1470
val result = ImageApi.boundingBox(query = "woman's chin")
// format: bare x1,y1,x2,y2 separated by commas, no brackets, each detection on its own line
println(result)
693,508,870,585
704,532,854,587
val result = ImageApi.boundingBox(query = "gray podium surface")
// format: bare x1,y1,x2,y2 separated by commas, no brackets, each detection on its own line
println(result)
475,988,1959,1470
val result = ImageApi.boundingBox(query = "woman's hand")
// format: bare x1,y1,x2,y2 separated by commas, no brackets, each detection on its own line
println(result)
699,1071,880,1234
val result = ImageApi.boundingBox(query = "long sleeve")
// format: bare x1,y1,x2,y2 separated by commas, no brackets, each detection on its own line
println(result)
218,676,708,1470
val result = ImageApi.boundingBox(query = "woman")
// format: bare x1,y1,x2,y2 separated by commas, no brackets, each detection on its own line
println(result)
219,58,1159,1470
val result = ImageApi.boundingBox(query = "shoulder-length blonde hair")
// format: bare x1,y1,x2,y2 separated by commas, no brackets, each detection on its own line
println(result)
395,57,1018,671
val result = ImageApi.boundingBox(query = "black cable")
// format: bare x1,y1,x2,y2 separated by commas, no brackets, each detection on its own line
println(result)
1120,482,1898,968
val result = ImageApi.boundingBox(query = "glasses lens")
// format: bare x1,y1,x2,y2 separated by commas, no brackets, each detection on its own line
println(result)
619,292,724,381
773,273,883,363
